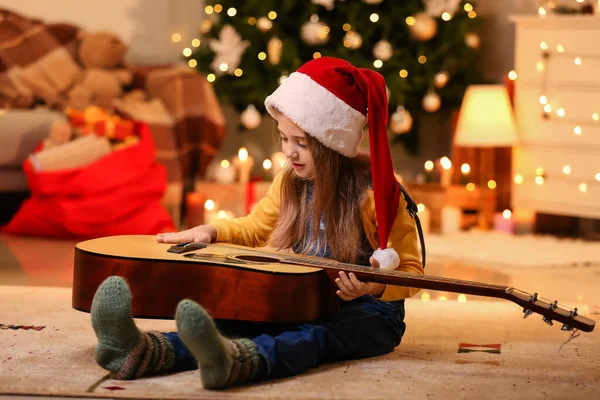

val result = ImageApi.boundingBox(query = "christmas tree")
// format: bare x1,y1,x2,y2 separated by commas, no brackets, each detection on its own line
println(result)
189,0,484,150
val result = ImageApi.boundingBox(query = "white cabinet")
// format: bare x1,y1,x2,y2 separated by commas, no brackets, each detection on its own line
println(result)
510,15,600,219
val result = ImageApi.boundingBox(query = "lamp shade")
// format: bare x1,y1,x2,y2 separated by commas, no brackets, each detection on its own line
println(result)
454,85,518,147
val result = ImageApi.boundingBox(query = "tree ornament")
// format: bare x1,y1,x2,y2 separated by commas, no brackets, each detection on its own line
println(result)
373,40,393,61
301,15,330,46
434,71,450,88
362,0,383,4
409,12,437,42
424,0,462,17
343,30,363,49
267,36,283,65
209,25,250,75
422,90,442,113
390,106,413,134
312,0,336,10
240,105,262,130
465,32,481,49
257,17,273,33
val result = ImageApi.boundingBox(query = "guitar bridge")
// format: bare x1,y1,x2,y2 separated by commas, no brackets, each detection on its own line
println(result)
167,241,209,254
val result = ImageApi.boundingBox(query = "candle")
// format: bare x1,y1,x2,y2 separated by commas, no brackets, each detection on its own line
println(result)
214,159,236,184
416,203,430,234
262,159,273,180
493,209,515,234
271,151,287,176
204,198,217,224
513,209,535,235
441,206,461,235
186,192,207,228
208,209,235,223
233,147,254,184
439,156,453,187
460,163,470,185
424,160,434,183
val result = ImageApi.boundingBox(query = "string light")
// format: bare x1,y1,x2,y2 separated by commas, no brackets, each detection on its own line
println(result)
579,183,587,193
556,108,565,118
464,3,473,12
268,11,277,20
563,165,571,175
205,5,214,14
574,126,582,135
258,52,267,60
343,23,351,31
468,10,477,18
227,8,237,17
248,17,257,25
574,57,582,65
370,13,379,22
191,38,201,47
405,16,416,26
219,63,228,72
373,59,383,68
556,44,564,53
514,175,524,185
182,48,192,57
442,12,452,21
171,33,182,43
539,95,548,104
188,59,197,68
234,68,243,77
399,69,408,78
466,183,475,192
540,41,548,50
487,180,497,189
213,4,223,13
418,55,427,64
313,52,322,59
206,74,216,82
417,203,426,213
508,70,518,80
538,7,547,16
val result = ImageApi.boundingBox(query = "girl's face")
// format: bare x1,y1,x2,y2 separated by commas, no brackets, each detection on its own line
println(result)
277,114,315,179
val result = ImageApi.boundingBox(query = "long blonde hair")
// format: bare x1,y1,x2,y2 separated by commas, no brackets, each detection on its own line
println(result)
269,135,373,264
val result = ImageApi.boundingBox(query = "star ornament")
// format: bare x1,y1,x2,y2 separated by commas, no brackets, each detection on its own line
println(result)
209,24,250,75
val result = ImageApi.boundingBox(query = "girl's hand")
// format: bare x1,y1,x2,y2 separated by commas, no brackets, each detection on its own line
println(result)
335,256,386,301
156,225,217,244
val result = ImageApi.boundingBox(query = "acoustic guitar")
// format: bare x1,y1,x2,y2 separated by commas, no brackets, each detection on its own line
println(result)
72,235,595,332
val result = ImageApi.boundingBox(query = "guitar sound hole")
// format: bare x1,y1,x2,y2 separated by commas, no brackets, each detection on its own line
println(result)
233,255,280,264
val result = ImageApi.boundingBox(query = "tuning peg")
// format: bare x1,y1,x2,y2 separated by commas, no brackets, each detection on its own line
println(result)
561,324,573,331
523,308,534,319
543,316,553,326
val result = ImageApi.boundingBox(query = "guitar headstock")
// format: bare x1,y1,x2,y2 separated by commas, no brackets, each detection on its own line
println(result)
506,288,595,332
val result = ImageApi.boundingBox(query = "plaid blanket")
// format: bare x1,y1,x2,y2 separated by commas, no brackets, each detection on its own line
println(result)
0,8,81,108
0,8,226,206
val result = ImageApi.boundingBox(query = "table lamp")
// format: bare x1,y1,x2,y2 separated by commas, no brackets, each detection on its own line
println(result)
453,84,518,228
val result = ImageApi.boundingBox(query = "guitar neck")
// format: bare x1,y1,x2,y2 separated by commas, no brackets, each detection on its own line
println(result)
281,257,510,299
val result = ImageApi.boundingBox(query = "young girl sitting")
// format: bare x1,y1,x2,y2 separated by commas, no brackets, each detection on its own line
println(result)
90,57,425,390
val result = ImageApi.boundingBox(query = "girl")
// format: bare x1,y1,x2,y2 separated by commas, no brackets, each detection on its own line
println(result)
90,57,425,390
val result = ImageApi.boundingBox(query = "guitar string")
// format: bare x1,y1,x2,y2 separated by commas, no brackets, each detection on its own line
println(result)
558,329,581,353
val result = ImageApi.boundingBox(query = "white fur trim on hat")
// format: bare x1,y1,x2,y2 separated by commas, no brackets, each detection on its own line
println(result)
373,247,400,270
265,72,367,158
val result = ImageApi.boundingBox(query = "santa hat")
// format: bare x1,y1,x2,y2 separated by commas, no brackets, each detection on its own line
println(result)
265,57,400,270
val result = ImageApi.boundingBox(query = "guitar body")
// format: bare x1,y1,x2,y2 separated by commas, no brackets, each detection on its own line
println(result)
73,235,340,322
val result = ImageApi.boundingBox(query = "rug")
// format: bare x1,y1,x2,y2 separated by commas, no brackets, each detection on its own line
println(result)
1,285,598,399
425,230,600,269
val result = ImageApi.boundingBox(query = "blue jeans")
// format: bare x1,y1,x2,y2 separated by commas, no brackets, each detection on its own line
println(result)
164,296,406,380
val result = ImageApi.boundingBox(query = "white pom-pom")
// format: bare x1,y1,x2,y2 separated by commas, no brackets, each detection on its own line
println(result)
372,248,400,270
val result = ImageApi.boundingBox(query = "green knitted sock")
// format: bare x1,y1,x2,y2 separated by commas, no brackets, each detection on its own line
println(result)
91,276,175,379
175,299,263,390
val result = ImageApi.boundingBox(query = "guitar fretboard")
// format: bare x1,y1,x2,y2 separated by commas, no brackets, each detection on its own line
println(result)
281,256,510,298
